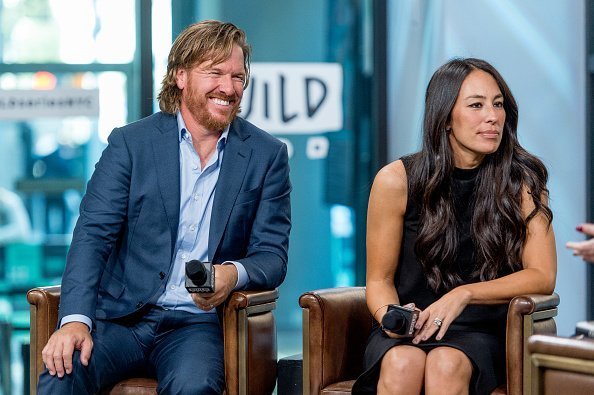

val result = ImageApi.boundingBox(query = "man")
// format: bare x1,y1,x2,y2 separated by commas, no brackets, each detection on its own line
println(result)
38,20,291,394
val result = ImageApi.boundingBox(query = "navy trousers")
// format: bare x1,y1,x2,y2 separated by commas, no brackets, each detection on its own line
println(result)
37,307,225,395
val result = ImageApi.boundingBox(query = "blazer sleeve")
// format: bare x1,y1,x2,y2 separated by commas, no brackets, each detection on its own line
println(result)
240,142,291,290
58,127,131,323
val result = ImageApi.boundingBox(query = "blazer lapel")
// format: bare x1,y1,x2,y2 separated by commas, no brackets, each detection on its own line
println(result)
209,119,252,258
152,114,180,255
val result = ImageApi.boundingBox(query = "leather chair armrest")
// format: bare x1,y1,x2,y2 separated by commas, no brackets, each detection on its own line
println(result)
528,335,594,361
506,293,559,395
27,285,62,395
299,287,372,395
528,335,594,394
226,290,279,311
223,289,279,395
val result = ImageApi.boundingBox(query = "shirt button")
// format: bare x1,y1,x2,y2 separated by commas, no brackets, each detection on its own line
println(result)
190,225,196,231
170,284,176,290
181,253,188,259
194,194,199,200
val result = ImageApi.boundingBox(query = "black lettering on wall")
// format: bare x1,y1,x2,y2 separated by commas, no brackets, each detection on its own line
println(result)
264,82,270,119
305,77,327,117
280,75,298,123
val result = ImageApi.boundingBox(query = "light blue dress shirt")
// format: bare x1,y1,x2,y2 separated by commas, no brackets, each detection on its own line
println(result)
156,112,248,313
61,112,248,329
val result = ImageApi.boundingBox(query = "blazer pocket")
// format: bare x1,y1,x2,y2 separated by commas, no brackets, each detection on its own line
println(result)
235,186,262,205
99,271,125,299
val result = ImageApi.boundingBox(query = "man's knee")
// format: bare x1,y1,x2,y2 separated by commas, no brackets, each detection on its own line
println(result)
37,353,95,395
159,372,224,395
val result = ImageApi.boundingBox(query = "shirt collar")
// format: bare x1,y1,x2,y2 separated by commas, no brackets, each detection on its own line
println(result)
176,111,229,149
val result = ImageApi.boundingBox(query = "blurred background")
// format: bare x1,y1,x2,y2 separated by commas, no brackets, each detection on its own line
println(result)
0,0,589,394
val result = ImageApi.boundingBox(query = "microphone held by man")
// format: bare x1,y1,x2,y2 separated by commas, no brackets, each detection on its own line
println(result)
185,259,215,293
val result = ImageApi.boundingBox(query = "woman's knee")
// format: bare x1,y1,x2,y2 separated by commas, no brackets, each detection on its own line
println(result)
382,346,426,373
379,346,426,388
425,347,472,384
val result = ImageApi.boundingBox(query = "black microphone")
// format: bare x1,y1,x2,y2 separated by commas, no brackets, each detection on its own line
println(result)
382,310,406,332
381,305,418,337
185,260,215,293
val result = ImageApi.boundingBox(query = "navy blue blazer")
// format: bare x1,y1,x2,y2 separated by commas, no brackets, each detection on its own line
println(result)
59,112,291,323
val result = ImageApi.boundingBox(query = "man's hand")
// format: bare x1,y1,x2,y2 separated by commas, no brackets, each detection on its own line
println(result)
42,322,93,378
191,264,238,310
566,223,594,263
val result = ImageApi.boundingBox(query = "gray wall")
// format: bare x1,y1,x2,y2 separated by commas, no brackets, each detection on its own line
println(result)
387,0,586,336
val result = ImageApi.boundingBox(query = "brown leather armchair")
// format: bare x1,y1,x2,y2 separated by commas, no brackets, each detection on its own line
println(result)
528,334,594,395
299,287,559,395
27,285,279,395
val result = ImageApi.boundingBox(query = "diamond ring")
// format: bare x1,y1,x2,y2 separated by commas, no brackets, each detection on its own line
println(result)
433,318,443,327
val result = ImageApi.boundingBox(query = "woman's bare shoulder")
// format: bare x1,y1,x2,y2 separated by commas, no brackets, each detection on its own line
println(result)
373,160,408,195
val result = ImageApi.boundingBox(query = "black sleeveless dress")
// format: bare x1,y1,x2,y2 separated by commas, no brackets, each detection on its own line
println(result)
352,155,508,395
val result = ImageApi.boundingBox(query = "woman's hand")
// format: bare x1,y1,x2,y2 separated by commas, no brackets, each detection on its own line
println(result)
412,287,472,344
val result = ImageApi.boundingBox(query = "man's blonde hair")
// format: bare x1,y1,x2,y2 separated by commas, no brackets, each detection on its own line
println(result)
157,20,251,114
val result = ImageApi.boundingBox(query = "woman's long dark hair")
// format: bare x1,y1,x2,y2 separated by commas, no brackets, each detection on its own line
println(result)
409,58,553,293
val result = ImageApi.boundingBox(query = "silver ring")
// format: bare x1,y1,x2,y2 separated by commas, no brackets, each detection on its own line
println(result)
433,318,443,328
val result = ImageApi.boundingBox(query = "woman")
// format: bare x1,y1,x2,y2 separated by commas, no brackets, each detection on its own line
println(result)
352,58,557,395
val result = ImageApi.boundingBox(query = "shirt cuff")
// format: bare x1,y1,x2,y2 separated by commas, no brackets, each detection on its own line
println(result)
223,261,248,290
60,314,92,332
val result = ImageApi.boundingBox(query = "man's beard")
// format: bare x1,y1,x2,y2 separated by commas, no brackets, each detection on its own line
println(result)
184,85,240,131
